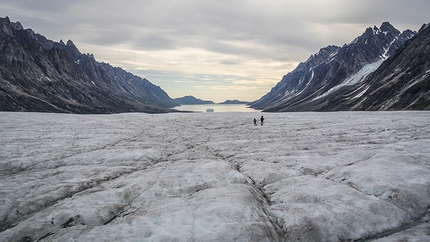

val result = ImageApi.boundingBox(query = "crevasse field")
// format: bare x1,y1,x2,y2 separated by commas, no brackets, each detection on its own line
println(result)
1,111,429,242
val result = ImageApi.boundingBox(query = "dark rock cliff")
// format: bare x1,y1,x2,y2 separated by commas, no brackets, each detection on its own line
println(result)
0,17,178,113
349,23,430,110
250,22,419,112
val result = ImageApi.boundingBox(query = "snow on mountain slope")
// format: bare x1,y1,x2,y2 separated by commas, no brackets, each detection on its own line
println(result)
1,112,429,241
312,59,384,101
349,22,430,111
250,22,416,112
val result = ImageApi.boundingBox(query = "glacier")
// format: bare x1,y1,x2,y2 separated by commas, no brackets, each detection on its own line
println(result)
0,111,429,241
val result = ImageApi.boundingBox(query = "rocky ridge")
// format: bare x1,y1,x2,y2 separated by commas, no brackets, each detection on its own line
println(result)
0,17,178,114
250,22,426,112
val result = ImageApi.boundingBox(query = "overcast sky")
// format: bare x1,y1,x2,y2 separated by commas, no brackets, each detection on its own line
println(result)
2,0,429,102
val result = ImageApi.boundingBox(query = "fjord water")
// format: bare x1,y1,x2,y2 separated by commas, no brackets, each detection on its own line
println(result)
174,104,260,112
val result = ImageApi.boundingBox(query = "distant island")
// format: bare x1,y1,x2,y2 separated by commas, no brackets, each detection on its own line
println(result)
174,96,251,105
173,96,214,105
218,100,250,104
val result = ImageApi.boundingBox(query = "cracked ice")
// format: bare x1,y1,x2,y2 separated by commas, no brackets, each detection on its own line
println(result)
0,111,429,241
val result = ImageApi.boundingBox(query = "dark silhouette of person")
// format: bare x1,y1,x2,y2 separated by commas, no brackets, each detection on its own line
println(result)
260,116,264,126
253,118,257,126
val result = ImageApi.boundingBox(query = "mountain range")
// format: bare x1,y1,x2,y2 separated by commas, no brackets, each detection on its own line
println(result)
250,22,430,111
1,17,429,113
0,17,178,114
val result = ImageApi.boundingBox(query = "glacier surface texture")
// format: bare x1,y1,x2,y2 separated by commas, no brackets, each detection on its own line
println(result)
1,111,429,241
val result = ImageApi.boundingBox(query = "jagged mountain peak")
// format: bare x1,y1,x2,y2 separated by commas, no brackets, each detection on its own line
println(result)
0,16,178,113
65,39,82,60
2,16,21,30
357,22,400,42
349,21,430,110
250,22,418,112
305,45,340,65
364,22,399,36
419,22,430,32
379,21,397,33
10,21,24,31
66,39,75,46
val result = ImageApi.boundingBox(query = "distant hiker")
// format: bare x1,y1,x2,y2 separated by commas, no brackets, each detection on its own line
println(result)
253,118,257,126
260,116,264,126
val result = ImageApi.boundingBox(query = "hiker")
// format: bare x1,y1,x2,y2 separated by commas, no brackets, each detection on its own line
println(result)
253,118,257,126
260,116,264,126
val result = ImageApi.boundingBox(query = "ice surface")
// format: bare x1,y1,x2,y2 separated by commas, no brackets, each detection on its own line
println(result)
1,111,429,241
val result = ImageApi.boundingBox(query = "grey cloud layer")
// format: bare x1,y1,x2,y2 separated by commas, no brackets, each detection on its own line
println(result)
3,0,428,63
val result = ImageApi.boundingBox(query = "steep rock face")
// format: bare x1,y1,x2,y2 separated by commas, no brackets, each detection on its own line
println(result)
0,17,177,113
250,22,416,112
348,23,430,110
304,23,430,111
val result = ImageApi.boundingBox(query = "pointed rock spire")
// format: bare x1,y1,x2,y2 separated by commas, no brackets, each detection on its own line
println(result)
65,40,82,60
380,22,400,36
